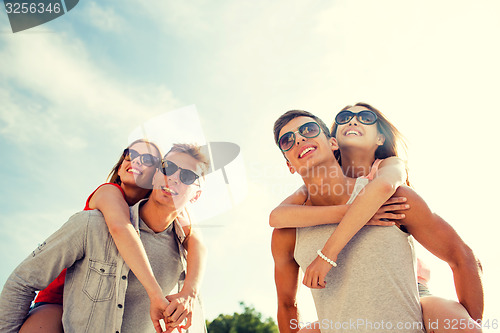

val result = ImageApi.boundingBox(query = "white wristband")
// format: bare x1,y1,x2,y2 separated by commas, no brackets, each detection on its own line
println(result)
317,249,337,267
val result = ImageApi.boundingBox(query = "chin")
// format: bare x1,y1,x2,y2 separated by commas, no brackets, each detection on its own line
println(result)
339,141,369,149
120,177,138,187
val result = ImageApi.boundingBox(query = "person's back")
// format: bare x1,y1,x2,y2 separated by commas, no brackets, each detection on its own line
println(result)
294,178,424,333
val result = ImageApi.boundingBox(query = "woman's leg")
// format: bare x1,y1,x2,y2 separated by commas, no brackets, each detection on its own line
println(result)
421,296,481,333
19,304,63,333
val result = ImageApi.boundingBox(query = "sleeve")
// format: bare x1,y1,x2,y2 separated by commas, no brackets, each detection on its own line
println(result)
0,211,89,333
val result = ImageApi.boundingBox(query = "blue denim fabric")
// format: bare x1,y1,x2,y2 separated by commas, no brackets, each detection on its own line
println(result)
0,200,196,333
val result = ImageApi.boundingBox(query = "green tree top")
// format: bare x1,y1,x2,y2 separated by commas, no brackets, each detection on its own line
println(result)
206,302,278,333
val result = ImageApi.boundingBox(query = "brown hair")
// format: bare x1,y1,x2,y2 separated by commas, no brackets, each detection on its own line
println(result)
330,102,410,186
107,139,162,185
165,143,210,178
273,110,331,148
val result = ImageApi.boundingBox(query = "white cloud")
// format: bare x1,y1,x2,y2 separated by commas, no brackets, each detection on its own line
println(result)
0,87,87,148
0,208,79,284
85,2,125,32
135,0,211,38
0,30,180,147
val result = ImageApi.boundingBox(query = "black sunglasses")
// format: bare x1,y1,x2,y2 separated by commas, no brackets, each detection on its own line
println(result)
160,160,200,185
123,148,160,167
335,110,377,125
278,122,321,152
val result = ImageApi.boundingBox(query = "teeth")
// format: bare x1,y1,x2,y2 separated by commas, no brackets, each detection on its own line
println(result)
299,147,315,158
128,168,141,174
346,130,360,136
161,186,177,195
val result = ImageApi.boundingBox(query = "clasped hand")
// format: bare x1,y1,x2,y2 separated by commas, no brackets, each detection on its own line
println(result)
150,291,194,333
303,256,333,289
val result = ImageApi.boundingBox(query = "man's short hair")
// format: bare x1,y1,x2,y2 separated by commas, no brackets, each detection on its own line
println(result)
273,110,331,147
165,143,210,177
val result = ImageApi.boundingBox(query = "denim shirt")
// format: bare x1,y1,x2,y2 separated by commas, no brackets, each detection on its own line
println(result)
0,200,189,333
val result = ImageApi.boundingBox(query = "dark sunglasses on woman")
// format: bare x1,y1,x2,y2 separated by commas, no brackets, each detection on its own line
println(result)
160,160,200,185
123,148,160,167
278,121,321,152
335,110,377,125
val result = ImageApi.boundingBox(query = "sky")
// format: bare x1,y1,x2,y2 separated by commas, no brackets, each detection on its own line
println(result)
1,0,499,328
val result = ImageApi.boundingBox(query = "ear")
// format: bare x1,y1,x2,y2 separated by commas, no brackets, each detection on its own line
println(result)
377,134,386,146
329,137,339,151
190,190,202,204
286,160,296,174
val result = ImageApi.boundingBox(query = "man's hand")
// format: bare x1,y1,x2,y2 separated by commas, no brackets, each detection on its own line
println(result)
163,290,195,332
367,196,409,226
150,294,170,333
303,256,332,289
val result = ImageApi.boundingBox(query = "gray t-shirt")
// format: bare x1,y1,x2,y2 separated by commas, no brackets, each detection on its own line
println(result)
294,178,424,333
121,219,184,332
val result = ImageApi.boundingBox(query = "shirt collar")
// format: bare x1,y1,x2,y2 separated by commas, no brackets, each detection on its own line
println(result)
129,199,186,243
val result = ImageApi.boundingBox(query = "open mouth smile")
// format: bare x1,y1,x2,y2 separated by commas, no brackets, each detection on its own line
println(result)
344,130,362,136
298,145,317,159
161,186,178,196
127,168,142,175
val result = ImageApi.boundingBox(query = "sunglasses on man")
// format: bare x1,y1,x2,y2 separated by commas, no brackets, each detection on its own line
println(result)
278,121,321,152
160,160,200,186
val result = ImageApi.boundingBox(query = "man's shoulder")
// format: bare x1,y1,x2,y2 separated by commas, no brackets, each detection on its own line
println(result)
395,185,414,195
394,186,431,210
394,185,434,227
69,209,104,220
394,185,422,202
66,209,107,231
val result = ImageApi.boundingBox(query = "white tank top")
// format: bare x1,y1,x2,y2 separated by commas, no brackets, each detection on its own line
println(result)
294,177,424,333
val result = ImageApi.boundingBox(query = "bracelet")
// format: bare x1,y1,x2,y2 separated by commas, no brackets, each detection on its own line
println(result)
317,249,337,267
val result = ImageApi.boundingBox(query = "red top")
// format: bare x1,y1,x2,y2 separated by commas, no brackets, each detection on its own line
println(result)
34,183,125,304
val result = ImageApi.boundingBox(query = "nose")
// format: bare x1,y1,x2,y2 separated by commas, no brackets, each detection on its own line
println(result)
295,130,307,145
348,117,359,126
131,156,142,167
296,137,306,145
167,169,181,185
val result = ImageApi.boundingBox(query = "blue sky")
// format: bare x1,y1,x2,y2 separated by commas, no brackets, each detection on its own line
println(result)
1,0,499,324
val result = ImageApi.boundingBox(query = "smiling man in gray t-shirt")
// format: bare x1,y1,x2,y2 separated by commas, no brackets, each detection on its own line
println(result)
0,144,209,333
271,110,483,332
